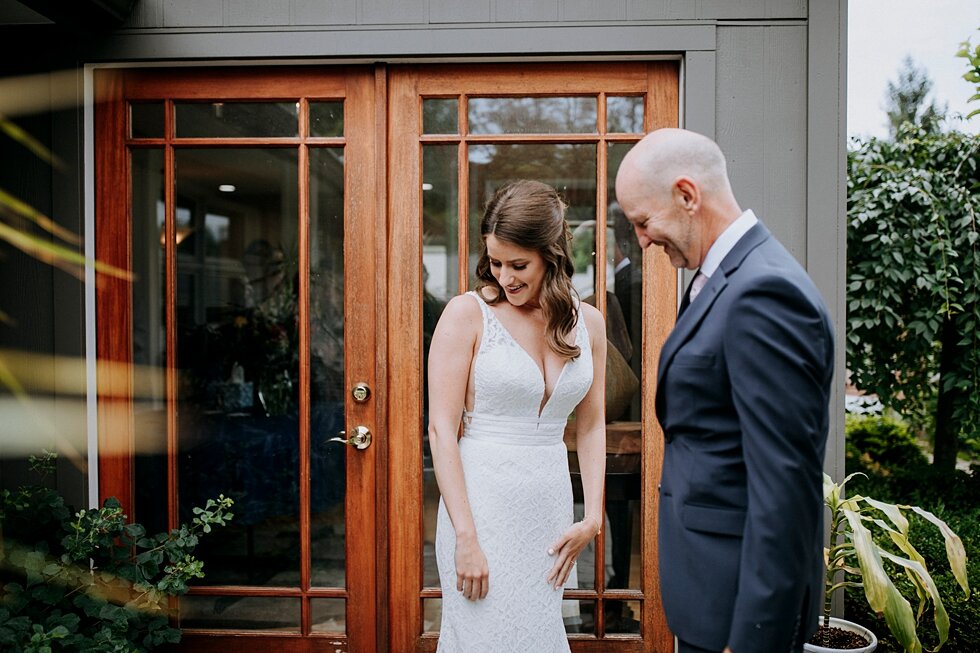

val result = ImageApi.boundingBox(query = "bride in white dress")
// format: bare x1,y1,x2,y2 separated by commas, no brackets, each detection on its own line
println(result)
428,180,607,652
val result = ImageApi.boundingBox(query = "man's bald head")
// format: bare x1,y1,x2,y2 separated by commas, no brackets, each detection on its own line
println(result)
616,128,733,201
614,128,743,269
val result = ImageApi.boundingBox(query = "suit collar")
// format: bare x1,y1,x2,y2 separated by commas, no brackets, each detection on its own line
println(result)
656,221,772,407
717,220,770,276
699,209,759,278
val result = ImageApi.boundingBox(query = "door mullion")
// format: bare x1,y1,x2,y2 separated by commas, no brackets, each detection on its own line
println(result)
298,96,312,635
456,96,468,295
164,101,178,537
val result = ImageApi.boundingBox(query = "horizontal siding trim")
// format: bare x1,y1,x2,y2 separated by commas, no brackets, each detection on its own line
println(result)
86,24,715,60
118,0,805,27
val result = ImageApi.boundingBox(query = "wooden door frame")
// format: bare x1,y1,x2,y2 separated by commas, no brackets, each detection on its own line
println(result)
386,61,679,653
96,60,681,653
94,65,385,653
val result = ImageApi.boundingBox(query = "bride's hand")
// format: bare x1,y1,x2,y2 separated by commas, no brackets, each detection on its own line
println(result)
546,517,601,590
455,533,489,601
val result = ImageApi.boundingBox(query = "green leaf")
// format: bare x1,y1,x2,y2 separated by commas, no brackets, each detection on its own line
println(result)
863,497,909,534
879,550,950,648
909,506,970,596
0,116,66,171
0,220,133,282
843,508,922,653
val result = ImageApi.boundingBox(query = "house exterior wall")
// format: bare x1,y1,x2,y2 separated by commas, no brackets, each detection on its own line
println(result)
0,0,847,497
0,28,88,504
122,0,809,27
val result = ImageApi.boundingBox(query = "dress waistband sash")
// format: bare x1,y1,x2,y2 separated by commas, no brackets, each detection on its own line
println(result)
461,411,567,446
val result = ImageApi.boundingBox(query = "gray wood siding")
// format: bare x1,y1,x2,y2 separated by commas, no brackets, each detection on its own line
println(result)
226,0,292,26
428,0,491,24
292,0,357,24
495,0,558,22
716,25,807,262
124,0,807,28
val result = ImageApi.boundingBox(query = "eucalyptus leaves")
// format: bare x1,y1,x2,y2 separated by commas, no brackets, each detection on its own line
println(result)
822,473,969,653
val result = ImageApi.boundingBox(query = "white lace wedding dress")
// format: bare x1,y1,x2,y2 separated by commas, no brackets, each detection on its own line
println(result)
435,291,593,652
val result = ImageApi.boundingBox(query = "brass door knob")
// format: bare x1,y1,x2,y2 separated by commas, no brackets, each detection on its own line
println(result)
330,425,372,450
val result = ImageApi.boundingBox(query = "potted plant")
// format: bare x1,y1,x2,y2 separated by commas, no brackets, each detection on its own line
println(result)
0,452,234,652
806,473,970,652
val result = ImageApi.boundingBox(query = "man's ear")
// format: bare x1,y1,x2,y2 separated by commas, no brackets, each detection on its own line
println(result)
672,176,700,213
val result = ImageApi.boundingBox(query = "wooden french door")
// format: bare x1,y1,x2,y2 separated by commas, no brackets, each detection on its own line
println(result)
96,61,679,653
95,67,383,652
387,62,679,652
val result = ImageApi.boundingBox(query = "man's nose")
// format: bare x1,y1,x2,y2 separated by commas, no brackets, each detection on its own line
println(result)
635,230,652,249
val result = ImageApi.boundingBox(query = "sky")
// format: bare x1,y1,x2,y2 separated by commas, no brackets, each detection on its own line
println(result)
848,0,980,139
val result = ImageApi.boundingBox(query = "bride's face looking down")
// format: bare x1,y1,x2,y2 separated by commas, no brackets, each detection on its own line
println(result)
485,234,546,309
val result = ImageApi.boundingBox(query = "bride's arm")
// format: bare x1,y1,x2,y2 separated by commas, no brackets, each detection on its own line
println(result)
547,303,607,589
427,294,488,601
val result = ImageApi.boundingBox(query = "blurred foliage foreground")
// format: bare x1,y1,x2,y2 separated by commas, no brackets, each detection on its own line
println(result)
845,415,980,652
0,453,233,653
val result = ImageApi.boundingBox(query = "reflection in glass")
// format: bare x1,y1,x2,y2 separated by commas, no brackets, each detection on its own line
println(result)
604,141,644,592
467,143,596,295
604,600,642,634
131,102,165,138
421,145,457,589
309,147,347,587
310,102,344,137
131,148,168,536
175,102,299,138
467,142,599,591
175,147,300,587
311,598,346,633
606,96,644,134
180,595,300,631
423,598,442,633
423,98,459,134
565,600,594,635
468,97,597,134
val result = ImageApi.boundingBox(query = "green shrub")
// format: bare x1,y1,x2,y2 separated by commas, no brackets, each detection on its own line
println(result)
845,414,928,476
843,464,980,652
0,452,234,652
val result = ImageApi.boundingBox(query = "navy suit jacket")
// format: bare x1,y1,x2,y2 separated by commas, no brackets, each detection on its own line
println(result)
656,222,834,653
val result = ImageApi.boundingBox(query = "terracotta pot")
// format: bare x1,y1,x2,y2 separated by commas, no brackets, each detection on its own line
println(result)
804,617,878,653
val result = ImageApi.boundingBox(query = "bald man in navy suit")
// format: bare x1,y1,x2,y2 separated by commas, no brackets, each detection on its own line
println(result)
615,129,834,653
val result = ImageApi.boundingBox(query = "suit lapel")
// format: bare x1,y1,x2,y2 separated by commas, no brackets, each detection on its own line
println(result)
656,222,773,414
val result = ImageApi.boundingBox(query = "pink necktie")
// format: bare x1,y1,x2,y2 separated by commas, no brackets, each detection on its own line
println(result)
690,272,708,302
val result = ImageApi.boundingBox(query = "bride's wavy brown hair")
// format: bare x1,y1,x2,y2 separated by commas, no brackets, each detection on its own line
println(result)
475,180,580,360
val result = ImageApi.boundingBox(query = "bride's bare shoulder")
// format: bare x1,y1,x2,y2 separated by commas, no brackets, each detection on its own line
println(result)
436,293,483,332
579,302,605,342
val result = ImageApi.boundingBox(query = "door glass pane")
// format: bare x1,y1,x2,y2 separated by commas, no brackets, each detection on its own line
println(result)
605,142,643,591
309,147,347,588
423,98,459,134
468,97,597,134
180,595,301,632
604,599,642,634
467,142,598,590
606,96,644,134
174,147,300,587
310,102,344,137
131,147,167,535
422,145,458,589
310,598,346,633
423,598,442,633
175,102,299,138
566,600,594,634
130,102,165,138
467,143,597,296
